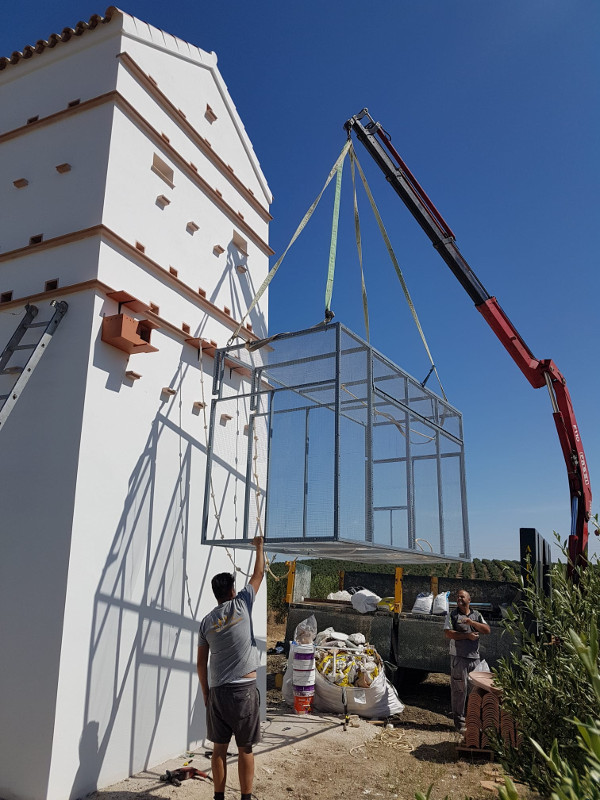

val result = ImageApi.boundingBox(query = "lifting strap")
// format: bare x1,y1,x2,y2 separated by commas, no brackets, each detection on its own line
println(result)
324,157,344,317
228,139,352,345
351,147,447,401
349,150,370,341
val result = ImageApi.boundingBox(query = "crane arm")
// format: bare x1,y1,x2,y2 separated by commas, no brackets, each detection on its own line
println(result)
345,109,591,567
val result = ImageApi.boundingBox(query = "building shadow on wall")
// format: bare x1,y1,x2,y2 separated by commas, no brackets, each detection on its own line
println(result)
209,244,267,338
71,352,261,800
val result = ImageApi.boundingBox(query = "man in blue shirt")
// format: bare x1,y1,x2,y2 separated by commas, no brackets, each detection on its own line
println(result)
197,536,264,800
444,588,490,733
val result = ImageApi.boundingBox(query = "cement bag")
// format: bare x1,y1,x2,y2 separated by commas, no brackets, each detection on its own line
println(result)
311,668,404,718
431,591,450,615
351,589,381,614
411,592,434,615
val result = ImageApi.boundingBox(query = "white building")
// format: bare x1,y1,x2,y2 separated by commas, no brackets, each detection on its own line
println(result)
0,9,272,800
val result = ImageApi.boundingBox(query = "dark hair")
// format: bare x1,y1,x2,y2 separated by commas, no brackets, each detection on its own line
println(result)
211,572,235,603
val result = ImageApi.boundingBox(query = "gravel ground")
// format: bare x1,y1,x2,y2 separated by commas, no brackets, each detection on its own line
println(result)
93,622,541,800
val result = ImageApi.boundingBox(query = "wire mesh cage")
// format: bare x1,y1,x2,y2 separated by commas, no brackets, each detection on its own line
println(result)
202,323,470,564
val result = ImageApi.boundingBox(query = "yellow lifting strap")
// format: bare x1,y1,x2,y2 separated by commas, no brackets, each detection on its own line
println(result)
349,149,370,341
324,158,343,316
351,146,447,401
228,139,352,345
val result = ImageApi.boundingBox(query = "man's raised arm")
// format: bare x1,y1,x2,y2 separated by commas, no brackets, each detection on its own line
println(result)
249,535,265,594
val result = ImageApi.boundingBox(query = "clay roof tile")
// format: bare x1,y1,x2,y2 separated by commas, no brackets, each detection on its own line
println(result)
0,7,118,71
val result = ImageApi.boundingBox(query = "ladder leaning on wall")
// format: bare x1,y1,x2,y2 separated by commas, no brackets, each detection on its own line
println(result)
0,300,68,430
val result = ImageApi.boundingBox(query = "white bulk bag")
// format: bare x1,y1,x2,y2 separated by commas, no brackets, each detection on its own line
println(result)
282,651,404,718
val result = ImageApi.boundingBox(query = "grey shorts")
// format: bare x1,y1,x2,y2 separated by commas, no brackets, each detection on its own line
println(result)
207,680,261,747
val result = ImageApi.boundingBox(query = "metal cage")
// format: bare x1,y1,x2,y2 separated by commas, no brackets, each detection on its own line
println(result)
202,323,470,564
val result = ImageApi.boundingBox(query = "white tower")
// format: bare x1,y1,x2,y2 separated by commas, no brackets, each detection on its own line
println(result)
0,8,272,800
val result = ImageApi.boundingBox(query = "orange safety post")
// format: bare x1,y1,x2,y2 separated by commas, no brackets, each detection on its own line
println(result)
394,566,403,613
285,561,297,604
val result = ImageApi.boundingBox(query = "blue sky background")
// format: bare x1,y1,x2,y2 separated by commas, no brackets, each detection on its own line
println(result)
3,1,598,560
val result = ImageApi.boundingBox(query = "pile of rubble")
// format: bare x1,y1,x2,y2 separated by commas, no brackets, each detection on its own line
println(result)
314,627,382,688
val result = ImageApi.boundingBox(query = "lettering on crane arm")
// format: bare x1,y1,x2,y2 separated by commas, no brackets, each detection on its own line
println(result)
580,452,590,487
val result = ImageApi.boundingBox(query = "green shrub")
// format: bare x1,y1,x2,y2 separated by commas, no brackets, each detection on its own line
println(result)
492,539,600,795
446,562,459,578
473,557,486,579
498,624,600,800
501,560,519,583
310,571,339,599
483,558,503,581
266,561,290,623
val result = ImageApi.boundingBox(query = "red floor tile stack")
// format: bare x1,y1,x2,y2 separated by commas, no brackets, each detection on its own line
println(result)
463,680,520,752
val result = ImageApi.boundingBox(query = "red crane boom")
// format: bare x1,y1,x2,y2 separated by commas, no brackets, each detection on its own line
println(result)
345,109,592,568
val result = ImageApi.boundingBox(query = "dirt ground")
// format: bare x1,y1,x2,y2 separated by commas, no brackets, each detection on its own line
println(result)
95,621,541,800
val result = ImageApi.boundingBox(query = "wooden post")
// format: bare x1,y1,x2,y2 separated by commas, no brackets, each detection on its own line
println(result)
394,566,403,613
339,570,345,591
431,575,439,597
285,561,296,604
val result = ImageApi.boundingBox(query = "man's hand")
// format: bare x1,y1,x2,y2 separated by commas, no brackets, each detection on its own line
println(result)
252,535,264,549
458,615,491,636
467,632,479,640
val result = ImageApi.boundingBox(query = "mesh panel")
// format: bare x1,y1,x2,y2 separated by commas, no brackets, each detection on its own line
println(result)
203,323,469,563
204,393,254,545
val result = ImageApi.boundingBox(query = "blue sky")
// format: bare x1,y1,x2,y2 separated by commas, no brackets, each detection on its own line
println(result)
3,1,599,560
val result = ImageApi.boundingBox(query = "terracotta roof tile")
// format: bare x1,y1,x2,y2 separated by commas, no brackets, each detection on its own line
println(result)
0,7,119,71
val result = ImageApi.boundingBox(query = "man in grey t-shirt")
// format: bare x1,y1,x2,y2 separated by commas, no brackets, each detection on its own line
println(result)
197,536,264,800
444,588,490,734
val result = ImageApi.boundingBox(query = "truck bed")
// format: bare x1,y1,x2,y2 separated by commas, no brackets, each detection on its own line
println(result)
285,601,513,675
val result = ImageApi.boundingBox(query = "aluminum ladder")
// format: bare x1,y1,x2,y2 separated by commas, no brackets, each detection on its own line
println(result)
0,300,68,429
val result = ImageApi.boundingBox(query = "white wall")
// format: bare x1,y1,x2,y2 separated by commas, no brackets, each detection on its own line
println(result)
100,108,268,335
0,8,270,800
0,294,95,800
0,107,113,253
117,14,271,206
46,293,266,799
0,27,121,133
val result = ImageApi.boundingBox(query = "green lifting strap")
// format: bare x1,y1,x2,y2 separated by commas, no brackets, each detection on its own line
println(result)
351,146,447,401
324,158,343,316
228,140,352,345
349,149,370,342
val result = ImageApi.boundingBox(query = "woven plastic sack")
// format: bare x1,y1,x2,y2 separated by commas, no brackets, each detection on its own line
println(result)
431,591,450,615
411,592,434,614
351,589,381,613
311,666,404,718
